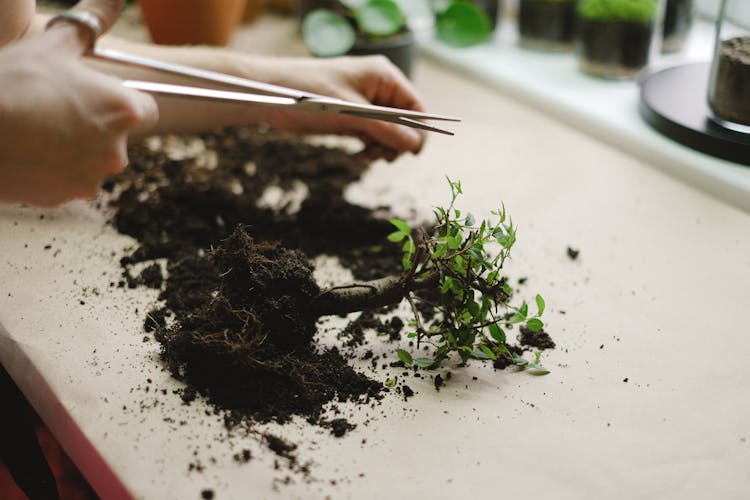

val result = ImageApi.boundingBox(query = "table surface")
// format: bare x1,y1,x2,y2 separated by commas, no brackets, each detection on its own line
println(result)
2,12,750,500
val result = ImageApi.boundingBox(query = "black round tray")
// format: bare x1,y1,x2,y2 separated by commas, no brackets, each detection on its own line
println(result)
639,62,750,166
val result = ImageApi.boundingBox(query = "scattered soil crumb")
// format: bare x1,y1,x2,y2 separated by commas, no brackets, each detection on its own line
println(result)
519,326,556,350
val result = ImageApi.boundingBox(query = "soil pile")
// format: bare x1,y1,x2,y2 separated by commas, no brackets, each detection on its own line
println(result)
109,128,394,425
155,225,381,423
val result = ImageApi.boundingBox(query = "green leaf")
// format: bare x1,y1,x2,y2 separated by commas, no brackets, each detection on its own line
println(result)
402,252,412,270
526,318,544,332
302,9,356,57
454,254,465,269
448,234,462,249
480,345,497,360
397,348,414,365
402,239,415,253
488,323,505,343
390,218,412,235
472,349,491,360
414,358,435,369
527,362,550,376
356,0,405,37
436,1,492,48
433,242,448,259
510,303,528,324
465,213,475,227
458,345,474,355
384,378,396,387
535,294,546,316
512,354,529,367
486,270,498,283
387,230,406,242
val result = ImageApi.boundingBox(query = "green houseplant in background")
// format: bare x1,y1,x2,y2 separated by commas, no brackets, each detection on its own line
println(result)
433,0,495,47
576,0,659,79
302,0,416,77
518,0,578,52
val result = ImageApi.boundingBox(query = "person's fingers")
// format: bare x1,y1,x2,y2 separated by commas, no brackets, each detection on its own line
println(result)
126,90,160,135
357,56,425,112
72,0,122,33
356,135,403,163
71,180,103,200
44,22,93,55
355,119,424,154
45,0,122,56
97,77,159,134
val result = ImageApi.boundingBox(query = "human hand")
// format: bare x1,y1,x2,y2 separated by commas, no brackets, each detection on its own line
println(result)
245,55,427,161
0,1,158,206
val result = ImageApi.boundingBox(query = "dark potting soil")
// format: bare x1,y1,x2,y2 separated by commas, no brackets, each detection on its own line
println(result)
519,325,556,350
577,17,653,76
662,0,693,53
109,128,397,426
518,0,576,51
710,36,750,126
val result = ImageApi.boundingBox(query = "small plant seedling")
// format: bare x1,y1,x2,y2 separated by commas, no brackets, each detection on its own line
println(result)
315,178,550,373
578,0,657,22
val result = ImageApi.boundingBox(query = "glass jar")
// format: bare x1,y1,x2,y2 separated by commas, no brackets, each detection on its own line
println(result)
708,0,750,133
518,0,578,52
575,0,663,79
662,0,693,52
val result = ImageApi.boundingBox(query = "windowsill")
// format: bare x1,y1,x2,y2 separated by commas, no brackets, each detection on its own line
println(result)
419,18,750,214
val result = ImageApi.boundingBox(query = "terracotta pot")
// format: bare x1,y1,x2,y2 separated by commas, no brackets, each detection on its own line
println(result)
269,0,297,14
138,0,247,46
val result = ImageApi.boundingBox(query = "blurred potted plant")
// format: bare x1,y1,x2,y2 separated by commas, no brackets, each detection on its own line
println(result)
434,0,494,47
518,0,577,52
302,0,416,77
138,0,248,46
575,0,658,79
662,0,692,52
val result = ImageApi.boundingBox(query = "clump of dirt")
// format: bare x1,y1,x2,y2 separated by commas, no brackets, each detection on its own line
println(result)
154,226,382,423
519,325,556,350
